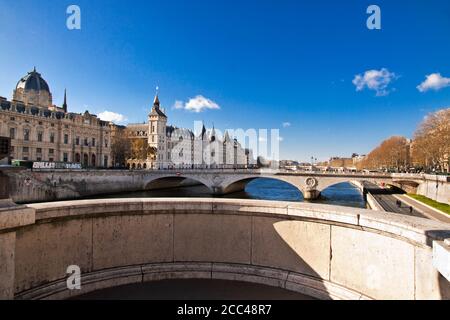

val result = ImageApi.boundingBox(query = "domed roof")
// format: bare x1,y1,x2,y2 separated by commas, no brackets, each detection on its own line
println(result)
16,67,50,92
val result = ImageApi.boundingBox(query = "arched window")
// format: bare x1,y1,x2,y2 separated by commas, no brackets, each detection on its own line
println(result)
83,154,88,167
91,154,96,167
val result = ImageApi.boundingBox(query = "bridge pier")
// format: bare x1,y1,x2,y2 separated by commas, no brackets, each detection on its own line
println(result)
303,189,321,200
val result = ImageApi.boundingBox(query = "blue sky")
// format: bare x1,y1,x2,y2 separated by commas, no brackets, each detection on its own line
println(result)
0,0,449,162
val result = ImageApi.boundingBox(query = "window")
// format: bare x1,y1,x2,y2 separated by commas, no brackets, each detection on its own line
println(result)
38,121,43,125
23,147,29,153
50,132,55,143
76,137,80,145
49,148,54,154
37,132,43,142
92,138,96,147
152,125,155,133
63,153,68,162
10,117,15,121
23,129,30,141
64,134,69,144
84,138,88,146
103,156,108,167
11,146,14,152
36,148,42,154
9,128,15,139
105,139,108,148
36,157,41,161
49,158,54,162
51,123,54,127
23,157,28,161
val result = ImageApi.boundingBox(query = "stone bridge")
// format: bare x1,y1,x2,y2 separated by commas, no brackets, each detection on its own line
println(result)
3,169,450,204
1,198,449,300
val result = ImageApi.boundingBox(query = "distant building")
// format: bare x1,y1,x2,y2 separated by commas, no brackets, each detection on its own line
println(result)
125,93,254,170
0,68,114,167
329,157,354,169
352,154,366,165
0,69,255,171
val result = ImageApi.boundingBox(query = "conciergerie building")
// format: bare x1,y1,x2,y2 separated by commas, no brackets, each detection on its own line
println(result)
0,68,114,167
124,93,254,170
0,68,254,170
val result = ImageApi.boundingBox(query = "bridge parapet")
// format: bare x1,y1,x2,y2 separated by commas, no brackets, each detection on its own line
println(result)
0,198,449,300
3,169,450,204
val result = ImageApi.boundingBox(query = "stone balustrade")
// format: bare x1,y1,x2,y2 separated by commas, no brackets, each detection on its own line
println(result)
0,198,449,300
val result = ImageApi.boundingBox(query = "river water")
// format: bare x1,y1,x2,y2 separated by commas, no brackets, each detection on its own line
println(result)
91,178,366,209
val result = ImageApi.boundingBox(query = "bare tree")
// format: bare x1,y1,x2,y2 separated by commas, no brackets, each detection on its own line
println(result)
359,136,410,171
412,108,450,172
111,127,131,167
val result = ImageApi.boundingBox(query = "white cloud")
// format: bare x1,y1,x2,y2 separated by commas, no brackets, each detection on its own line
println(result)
98,111,128,124
417,73,450,92
282,122,291,128
173,100,184,109
173,95,220,113
352,68,396,96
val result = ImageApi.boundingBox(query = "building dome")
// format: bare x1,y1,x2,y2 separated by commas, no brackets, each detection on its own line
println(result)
16,68,50,93
13,67,53,108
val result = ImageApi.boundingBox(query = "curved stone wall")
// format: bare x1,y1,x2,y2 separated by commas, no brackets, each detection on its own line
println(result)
1,198,449,300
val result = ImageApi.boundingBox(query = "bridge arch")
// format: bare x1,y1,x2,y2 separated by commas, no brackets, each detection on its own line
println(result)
318,181,364,194
143,174,214,193
218,175,305,197
387,180,421,194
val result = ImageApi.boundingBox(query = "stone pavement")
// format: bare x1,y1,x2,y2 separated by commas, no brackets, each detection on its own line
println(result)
394,194,450,224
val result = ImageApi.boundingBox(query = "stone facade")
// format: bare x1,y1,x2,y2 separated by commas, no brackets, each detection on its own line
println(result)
0,69,113,167
126,94,253,170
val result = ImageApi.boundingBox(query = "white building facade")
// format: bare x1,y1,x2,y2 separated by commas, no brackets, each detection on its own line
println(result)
126,94,254,170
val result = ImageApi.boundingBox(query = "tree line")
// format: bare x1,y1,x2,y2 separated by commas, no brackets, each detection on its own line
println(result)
358,108,449,173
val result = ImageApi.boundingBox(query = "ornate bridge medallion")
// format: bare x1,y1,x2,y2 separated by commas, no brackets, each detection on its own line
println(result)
305,177,318,189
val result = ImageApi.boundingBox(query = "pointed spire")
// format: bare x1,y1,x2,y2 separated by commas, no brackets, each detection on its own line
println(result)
210,123,216,142
201,121,207,140
33,66,36,72
224,130,230,142
62,89,68,113
153,86,160,107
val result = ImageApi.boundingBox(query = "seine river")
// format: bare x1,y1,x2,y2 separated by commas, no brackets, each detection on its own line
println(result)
92,178,366,208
